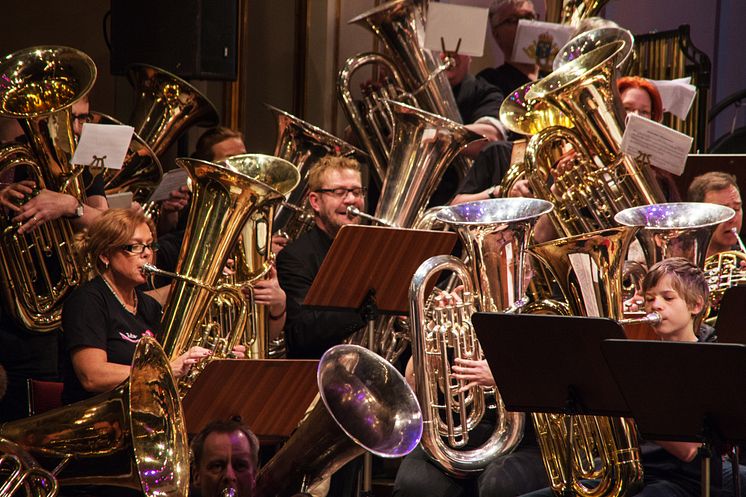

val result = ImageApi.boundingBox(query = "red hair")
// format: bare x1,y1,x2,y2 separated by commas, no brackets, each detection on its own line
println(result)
617,76,663,122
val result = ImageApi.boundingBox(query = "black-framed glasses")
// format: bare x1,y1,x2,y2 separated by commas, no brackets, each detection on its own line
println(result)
120,242,159,255
315,187,368,199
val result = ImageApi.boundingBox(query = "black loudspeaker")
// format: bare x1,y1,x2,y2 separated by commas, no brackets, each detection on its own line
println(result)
110,0,238,80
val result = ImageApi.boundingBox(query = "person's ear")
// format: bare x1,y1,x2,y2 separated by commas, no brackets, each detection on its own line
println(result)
99,254,110,269
308,192,321,213
690,297,704,316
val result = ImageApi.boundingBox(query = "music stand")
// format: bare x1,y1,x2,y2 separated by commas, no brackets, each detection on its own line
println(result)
713,286,746,345
602,339,746,497
472,312,630,497
304,224,456,343
182,359,318,441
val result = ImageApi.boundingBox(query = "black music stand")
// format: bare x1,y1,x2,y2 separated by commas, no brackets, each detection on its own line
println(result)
713,286,746,345
472,312,630,497
602,339,746,497
304,224,456,496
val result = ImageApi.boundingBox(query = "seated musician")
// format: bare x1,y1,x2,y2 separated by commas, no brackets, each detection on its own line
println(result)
394,289,549,497
521,257,746,497
687,171,743,258
191,417,260,497
276,156,367,360
60,208,222,405
0,102,109,421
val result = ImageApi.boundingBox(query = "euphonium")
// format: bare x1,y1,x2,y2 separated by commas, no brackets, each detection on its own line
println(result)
267,104,367,241
255,344,422,497
614,202,735,268
544,0,610,25
523,41,666,238
346,100,483,362
338,0,467,180
0,45,96,332
409,198,553,475
158,156,299,392
553,27,635,72
218,153,301,359
0,336,189,497
526,226,645,497
103,64,220,202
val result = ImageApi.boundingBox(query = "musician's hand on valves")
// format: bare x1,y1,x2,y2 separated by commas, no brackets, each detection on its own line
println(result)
230,344,247,359
271,233,289,254
0,180,35,212
508,179,533,198
452,358,496,390
623,294,645,313
252,265,286,314
14,189,79,234
170,346,212,378
161,186,190,214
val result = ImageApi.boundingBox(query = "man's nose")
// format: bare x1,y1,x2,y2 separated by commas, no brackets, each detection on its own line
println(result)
224,463,238,483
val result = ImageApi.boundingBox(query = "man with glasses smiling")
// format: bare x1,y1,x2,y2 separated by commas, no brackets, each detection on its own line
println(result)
478,0,541,99
276,155,367,361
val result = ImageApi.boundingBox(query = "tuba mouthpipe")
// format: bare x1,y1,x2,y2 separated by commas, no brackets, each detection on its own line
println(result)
346,206,395,227
732,227,746,253
618,312,661,326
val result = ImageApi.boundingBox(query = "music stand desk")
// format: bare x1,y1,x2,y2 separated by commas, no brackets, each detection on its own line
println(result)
304,224,456,315
182,359,318,439
472,312,631,417
713,286,746,345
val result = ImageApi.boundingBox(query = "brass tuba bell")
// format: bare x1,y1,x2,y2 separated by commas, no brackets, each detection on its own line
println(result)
0,336,189,497
254,344,422,497
0,45,96,332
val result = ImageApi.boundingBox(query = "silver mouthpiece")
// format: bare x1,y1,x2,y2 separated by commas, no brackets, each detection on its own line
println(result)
221,488,237,497
619,312,661,326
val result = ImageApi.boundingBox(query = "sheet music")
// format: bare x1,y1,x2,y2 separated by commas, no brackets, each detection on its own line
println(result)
147,169,189,203
424,3,489,57
72,123,133,169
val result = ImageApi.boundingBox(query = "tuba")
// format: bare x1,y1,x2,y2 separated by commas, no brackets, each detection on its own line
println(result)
0,336,189,497
345,100,483,363
156,156,299,391
409,198,553,475
338,0,468,181
0,45,96,332
526,227,645,497
217,153,301,359
523,41,666,238
267,104,367,241
103,64,220,202
254,344,422,497
544,0,610,26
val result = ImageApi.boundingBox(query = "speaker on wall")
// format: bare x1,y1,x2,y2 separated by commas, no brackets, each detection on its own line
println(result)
110,0,238,80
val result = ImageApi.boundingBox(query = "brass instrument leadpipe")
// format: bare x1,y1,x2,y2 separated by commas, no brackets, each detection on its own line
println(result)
733,227,746,253
618,312,661,326
346,206,395,227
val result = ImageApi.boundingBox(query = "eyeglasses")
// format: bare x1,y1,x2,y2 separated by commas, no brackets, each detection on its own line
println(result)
120,242,159,255
315,187,367,199
492,12,537,29
72,113,93,124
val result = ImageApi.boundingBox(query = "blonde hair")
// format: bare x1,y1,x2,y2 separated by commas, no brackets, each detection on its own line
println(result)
306,156,361,192
75,208,155,280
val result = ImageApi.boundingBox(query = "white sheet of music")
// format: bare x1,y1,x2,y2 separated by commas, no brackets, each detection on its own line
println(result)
620,114,693,176
424,3,489,56
72,123,133,169
148,169,189,203
568,253,601,318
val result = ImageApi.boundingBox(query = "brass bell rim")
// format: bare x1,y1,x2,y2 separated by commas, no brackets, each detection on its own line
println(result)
347,0,412,26
614,202,736,230
0,45,97,119
126,62,220,128
552,27,635,72
526,40,625,101
383,98,484,143
216,153,302,196
435,197,554,226
318,344,423,458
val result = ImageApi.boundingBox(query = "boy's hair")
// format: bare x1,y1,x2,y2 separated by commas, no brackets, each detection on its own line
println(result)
687,171,739,203
306,156,361,192
642,257,709,319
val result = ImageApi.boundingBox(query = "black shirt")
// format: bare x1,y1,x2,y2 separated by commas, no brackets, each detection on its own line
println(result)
61,276,163,404
477,63,533,99
276,225,366,359
458,141,514,195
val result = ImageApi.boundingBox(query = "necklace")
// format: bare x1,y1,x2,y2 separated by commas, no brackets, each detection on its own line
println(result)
102,275,138,314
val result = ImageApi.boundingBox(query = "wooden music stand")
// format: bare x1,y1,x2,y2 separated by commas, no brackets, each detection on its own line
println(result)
304,224,457,316
182,359,318,439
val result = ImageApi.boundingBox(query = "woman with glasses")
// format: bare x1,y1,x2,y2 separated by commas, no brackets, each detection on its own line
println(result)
60,208,211,404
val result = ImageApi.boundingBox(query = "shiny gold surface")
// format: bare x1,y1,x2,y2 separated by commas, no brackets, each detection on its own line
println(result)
0,46,96,332
158,156,299,391
0,336,188,497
